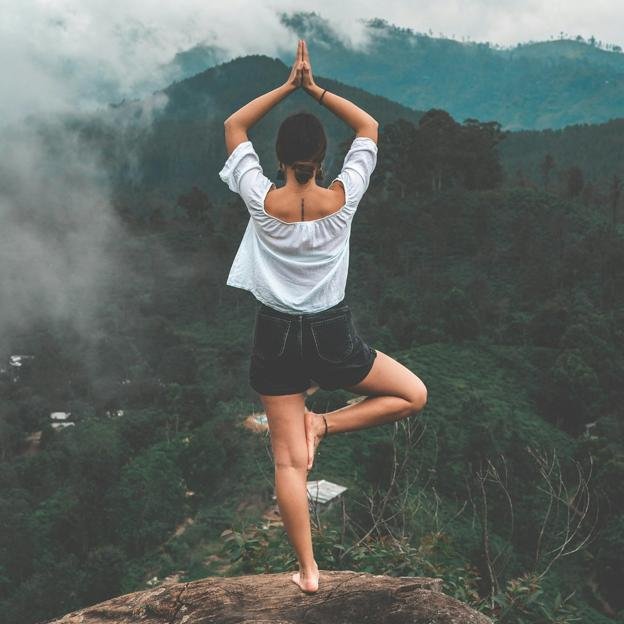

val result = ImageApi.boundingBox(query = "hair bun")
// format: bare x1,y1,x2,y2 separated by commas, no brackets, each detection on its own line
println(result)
293,161,316,184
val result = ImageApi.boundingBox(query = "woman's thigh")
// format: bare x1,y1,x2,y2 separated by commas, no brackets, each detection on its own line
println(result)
343,349,427,407
259,392,308,469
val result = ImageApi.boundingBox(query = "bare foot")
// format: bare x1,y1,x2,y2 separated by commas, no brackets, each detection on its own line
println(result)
304,408,326,472
291,563,320,593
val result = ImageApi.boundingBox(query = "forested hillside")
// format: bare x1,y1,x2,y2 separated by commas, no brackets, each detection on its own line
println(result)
1,59,623,624
278,14,624,131
64,54,624,218
162,12,624,130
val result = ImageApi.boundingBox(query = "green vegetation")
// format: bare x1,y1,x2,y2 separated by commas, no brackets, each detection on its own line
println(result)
1,100,623,624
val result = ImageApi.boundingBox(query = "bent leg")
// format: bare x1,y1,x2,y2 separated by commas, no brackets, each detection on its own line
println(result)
322,349,427,435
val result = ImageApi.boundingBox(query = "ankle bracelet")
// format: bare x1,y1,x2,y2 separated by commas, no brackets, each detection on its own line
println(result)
322,414,328,437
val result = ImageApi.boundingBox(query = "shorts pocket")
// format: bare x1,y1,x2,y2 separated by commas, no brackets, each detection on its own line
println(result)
252,313,291,360
310,313,355,363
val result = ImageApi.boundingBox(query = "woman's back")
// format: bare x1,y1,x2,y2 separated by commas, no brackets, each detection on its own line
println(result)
264,183,345,223
219,136,378,313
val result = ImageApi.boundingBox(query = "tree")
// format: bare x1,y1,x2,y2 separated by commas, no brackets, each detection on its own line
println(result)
381,111,505,195
608,174,622,230
565,165,584,198
540,154,556,191
458,119,506,190
440,287,480,342
419,109,460,192
108,443,186,556
536,349,601,434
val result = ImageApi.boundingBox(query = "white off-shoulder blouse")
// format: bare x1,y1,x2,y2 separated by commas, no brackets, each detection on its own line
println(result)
218,135,378,314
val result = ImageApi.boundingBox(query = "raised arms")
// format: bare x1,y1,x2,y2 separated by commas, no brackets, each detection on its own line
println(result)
222,39,378,156
299,40,378,143
222,41,305,155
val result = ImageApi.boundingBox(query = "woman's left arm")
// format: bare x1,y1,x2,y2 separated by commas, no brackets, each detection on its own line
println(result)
223,40,305,155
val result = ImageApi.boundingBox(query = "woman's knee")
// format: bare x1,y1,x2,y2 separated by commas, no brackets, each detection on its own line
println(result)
406,379,428,414
274,457,308,474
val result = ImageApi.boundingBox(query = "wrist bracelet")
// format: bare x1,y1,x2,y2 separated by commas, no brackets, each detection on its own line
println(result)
318,88,328,105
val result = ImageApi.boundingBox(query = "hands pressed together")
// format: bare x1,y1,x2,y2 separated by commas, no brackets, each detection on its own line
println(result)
285,39,317,93
223,39,324,136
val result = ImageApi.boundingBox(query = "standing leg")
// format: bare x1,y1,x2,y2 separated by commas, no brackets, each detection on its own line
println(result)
306,349,427,470
260,391,320,593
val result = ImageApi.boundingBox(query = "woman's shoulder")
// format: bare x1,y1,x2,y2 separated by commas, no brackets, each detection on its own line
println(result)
327,179,346,205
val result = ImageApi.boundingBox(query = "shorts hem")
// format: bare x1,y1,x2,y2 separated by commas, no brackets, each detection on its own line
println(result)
317,346,378,391
348,346,377,386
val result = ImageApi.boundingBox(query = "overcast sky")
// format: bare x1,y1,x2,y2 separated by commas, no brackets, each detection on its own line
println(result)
1,0,623,126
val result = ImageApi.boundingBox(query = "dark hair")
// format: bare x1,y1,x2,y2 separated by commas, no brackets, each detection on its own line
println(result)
276,111,327,184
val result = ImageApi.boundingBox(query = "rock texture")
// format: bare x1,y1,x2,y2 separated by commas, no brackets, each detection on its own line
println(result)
40,570,492,623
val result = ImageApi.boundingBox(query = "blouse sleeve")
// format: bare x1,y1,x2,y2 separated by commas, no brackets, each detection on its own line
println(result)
330,136,378,214
218,140,274,220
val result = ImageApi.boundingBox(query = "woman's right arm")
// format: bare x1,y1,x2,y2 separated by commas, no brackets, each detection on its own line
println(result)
300,41,378,143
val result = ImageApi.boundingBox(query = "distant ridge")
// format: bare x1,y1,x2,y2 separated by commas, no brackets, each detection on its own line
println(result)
163,12,624,131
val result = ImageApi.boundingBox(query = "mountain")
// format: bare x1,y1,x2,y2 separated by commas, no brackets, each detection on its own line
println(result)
278,14,624,131
168,12,624,131
92,55,423,203
74,54,623,209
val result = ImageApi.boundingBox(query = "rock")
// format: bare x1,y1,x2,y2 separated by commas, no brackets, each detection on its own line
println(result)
40,570,492,623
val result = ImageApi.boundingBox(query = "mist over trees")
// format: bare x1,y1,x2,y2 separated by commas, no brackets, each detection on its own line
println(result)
1,59,623,623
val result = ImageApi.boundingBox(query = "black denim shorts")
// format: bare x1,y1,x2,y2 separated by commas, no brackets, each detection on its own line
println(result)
249,297,378,396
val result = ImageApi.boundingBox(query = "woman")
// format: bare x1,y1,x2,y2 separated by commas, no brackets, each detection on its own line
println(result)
219,40,428,594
